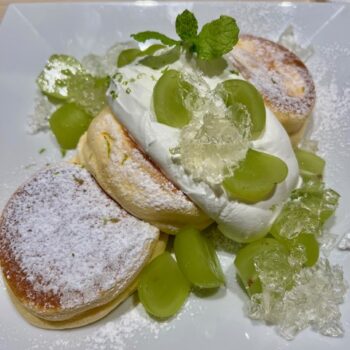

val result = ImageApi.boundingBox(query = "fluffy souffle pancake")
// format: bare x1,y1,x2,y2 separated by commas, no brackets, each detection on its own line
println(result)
77,107,212,234
0,163,165,329
229,34,316,140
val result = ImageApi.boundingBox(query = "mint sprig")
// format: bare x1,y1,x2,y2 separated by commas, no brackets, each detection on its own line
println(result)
131,10,239,61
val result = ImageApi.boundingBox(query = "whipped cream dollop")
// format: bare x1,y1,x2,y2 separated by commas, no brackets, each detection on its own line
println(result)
107,51,299,242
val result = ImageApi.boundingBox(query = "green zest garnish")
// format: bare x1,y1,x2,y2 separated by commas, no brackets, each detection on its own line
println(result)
128,9,239,68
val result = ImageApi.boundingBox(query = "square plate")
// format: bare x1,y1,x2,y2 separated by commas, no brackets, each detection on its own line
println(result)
0,2,350,349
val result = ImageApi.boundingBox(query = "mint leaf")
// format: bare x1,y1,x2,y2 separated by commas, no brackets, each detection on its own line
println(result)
139,46,181,70
117,48,141,68
117,45,165,68
176,10,198,41
196,16,239,60
131,31,179,46
142,44,165,55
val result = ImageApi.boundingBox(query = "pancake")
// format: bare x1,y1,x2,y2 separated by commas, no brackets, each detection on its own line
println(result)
77,107,212,234
229,34,316,137
0,163,160,326
3,233,168,330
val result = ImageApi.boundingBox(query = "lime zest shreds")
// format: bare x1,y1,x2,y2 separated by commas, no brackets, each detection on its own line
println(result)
101,132,113,158
37,54,83,100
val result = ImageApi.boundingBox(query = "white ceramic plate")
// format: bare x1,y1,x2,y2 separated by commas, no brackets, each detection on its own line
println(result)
1,2,350,349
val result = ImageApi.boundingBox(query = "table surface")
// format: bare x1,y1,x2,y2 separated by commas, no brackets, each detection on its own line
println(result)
0,0,332,22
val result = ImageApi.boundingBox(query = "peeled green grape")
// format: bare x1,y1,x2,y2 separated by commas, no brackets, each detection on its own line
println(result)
223,149,288,203
153,69,193,128
217,79,266,138
37,54,83,100
49,103,93,149
117,44,164,68
295,148,325,177
174,227,225,289
138,252,190,318
234,238,290,295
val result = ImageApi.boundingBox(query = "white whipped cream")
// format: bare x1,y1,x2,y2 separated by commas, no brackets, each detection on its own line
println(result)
107,53,299,242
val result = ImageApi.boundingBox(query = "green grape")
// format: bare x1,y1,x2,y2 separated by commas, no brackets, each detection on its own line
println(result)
67,74,109,116
223,149,288,203
117,45,164,68
216,79,266,138
234,238,290,295
138,252,190,318
153,69,193,128
174,227,225,289
49,103,93,150
37,54,83,100
295,148,325,177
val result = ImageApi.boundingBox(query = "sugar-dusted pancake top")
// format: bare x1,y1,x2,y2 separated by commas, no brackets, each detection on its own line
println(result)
0,163,159,313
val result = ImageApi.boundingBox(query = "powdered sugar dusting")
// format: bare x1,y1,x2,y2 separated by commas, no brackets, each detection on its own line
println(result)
99,113,196,214
0,163,158,309
229,34,316,118
304,46,350,249
121,149,194,213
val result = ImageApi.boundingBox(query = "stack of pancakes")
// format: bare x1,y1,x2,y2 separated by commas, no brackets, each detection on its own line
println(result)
0,35,315,329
